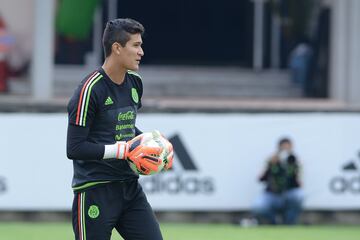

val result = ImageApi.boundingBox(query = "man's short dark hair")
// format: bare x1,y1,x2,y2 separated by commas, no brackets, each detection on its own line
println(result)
102,18,145,58
278,137,291,147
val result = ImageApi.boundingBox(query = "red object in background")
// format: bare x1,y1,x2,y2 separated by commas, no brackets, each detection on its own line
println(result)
0,15,14,93
0,60,8,92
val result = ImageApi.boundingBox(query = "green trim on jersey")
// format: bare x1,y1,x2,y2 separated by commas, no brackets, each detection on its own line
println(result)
127,70,142,79
82,74,102,126
81,192,86,240
73,181,111,191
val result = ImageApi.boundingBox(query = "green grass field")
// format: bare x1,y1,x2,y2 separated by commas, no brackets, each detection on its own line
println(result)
0,222,359,240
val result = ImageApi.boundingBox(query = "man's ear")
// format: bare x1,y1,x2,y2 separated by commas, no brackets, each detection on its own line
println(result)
112,42,122,55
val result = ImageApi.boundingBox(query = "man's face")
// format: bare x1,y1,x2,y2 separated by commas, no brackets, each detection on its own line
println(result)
118,33,144,71
279,142,292,152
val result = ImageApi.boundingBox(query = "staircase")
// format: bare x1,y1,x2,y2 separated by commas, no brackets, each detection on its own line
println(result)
9,65,303,99
139,66,302,98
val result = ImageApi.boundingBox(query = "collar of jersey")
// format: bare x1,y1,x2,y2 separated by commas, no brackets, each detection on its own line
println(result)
99,67,128,88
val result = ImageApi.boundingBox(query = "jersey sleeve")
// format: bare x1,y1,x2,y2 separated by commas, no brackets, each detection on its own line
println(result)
135,126,143,136
66,71,105,160
68,71,102,127
67,124,104,160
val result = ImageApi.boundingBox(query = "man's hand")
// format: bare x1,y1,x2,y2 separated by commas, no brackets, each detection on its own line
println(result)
127,134,164,173
116,133,164,174
104,131,173,174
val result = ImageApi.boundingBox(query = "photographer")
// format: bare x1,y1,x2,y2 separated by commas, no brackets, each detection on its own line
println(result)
253,138,304,225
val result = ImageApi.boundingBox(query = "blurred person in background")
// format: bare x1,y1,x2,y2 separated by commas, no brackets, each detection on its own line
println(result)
289,39,313,96
55,0,98,64
252,137,304,225
67,18,172,240
0,13,15,93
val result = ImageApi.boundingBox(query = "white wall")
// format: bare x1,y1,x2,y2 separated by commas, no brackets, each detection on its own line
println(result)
0,113,360,211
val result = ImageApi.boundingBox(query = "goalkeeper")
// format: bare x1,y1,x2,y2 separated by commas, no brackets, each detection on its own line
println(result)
66,18,172,240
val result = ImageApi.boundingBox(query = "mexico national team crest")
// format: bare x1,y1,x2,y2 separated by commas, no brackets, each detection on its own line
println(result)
131,88,139,103
88,205,100,219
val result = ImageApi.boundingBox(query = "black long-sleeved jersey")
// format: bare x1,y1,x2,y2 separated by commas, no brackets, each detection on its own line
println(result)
67,68,143,191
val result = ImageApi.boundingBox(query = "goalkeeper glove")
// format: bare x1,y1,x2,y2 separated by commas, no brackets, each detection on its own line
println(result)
162,138,174,170
103,133,164,173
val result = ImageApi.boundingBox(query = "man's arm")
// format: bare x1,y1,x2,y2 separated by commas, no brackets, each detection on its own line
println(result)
67,123,164,175
66,124,104,160
67,72,104,160
259,162,270,182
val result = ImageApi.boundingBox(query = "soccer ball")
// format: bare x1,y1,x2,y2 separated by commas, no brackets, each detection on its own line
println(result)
128,130,171,175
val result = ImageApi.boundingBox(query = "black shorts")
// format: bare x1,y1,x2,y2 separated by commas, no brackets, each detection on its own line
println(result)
72,180,163,240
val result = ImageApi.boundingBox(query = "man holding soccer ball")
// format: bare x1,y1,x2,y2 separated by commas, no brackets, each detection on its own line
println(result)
66,18,173,240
